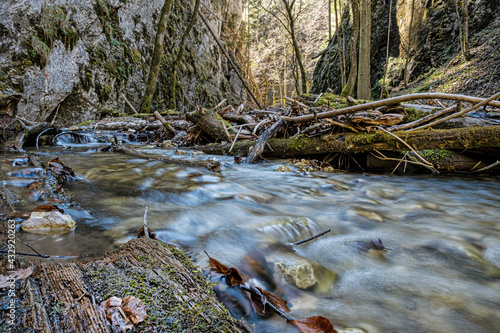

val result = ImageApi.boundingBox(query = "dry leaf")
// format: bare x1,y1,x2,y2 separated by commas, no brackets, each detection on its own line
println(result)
205,251,229,275
100,296,147,330
122,296,148,325
247,286,290,317
225,267,243,286
33,205,63,213
291,316,337,333
0,267,34,288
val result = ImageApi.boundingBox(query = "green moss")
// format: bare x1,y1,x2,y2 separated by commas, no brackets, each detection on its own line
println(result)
95,82,111,102
131,48,142,64
76,120,94,126
418,149,455,163
27,36,51,68
402,107,429,123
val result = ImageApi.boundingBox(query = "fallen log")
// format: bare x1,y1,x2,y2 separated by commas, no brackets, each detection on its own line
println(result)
245,119,286,164
8,237,250,332
186,106,235,142
198,125,500,158
283,93,500,123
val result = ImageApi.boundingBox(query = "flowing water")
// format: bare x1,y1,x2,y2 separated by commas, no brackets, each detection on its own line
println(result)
6,138,500,333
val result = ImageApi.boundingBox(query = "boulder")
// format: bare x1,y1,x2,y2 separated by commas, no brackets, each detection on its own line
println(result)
21,211,76,234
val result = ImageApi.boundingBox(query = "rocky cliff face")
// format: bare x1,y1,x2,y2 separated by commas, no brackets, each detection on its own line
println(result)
0,0,246,126
311,0,499,96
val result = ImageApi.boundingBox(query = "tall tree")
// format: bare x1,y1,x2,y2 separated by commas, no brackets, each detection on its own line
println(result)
357,0,371,100
281,0,309,94
455,0,471,61
342,0,359,97
140,0,174,113
334,0,346,88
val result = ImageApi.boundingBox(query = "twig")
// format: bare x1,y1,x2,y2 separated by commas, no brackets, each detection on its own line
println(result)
51,105,60,125
392,152,409,174
472,160,500,173
143,206,149,238
376,127,436,170
469,160,482,172
154,111,175,136
215,99,227,110
0,250,78,259
229,126,243,153
239,285,292,321
36,128,54,149
287,229,331,246
388,105,456,132
284,96,309,110
253,119,270,135
325,118,359,132
121,93,138,114
313,93,323,105
16,237,48,258
220,120,233,143
371,149,435,169
406,90,500,132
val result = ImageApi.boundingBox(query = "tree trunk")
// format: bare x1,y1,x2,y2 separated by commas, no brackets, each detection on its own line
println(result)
13,237,249,331
185,106,235,142
357,0,371,100
197,126,500,158
282,0,309,94
334,0,346,88
342,0,359,97
140,0,174,113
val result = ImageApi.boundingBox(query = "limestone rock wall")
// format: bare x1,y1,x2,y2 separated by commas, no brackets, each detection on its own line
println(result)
0,0,247,126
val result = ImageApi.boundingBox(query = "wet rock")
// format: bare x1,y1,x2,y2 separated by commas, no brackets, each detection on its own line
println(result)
273,256,336,293
161,140,176,148
21,211,76,234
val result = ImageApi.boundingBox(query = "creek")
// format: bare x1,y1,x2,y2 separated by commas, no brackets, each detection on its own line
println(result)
6,136,500,333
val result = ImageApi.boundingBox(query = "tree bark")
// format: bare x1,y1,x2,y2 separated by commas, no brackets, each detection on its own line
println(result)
140,0,174,113
357,0,371,100
197,126,500,158
282,0,309,94
14,237,248,331
186,106,235,142
342,0,359,97
333,0,346,88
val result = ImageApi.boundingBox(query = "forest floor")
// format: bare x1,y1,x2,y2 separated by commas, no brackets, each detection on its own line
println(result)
391,17,500,101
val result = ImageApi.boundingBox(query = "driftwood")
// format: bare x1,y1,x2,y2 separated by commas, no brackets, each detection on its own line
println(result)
12,237,249,332
222,113,254,124
199,125,500,158
112,144,221,172
245,119,286,164
153,110,176,137
388,105,457,131
284,93,500,123
186,106,235,142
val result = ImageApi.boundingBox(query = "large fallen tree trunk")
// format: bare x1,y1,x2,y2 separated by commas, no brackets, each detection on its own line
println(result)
198,125,500,157
10,237,250,332
186,107,235,142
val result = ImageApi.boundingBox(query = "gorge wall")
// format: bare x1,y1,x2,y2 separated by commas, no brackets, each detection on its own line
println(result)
311,0,499,96
0,0,247,126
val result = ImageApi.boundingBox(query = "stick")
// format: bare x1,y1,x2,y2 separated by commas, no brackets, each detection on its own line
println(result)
245,119,285,164
229,126,243,153
371,149,434,169
284,97,309,110
253,119,270,135
313,93,323,106
221,120,233,143
154,110,176,136
16,237,48,258
143,206,149,238
121,93,138,114
472,160,500,173
239,285,292,321
376,127,438,173
388,105,456,132
215,99,227,110
406,90,500,132
283,93,500,123
288,229,331,246
325,118,359,132
199,12,262,109
0,250,78,259
51,105,60,125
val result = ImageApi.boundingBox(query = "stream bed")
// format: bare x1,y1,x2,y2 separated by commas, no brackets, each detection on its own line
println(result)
5,141,500,333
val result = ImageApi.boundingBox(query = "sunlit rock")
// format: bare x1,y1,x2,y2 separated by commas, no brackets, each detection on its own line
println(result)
21,211,76,234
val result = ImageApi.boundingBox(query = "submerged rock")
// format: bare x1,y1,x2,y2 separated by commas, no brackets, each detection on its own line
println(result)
21,211,76,234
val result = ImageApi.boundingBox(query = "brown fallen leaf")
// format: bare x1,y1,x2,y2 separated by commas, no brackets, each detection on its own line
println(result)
204,251,229,275
0,267,34,288
6,211,31,219
28,182,43,190
246,286,290,318
122,296,148,325
291,316,338,333
32,205,64,213
225,267,244,286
